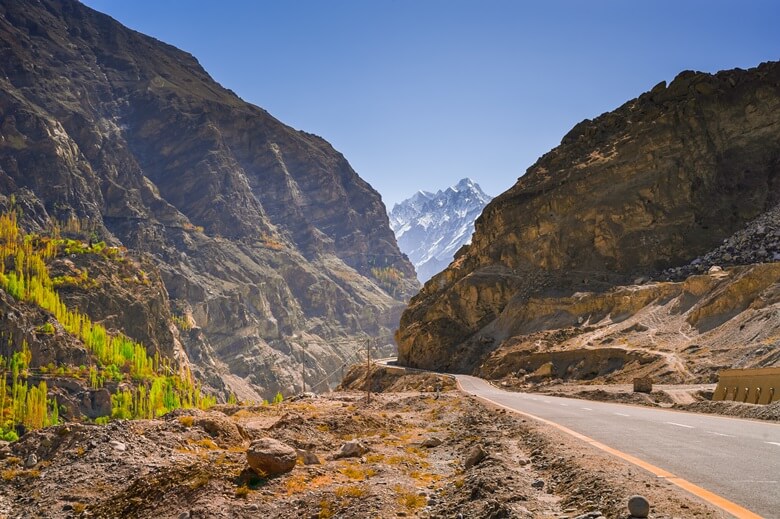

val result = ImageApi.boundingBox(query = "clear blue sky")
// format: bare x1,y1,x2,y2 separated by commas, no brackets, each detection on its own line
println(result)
82,0,779,207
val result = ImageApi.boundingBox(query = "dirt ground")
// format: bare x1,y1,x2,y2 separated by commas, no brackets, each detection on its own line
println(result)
0,383,729,519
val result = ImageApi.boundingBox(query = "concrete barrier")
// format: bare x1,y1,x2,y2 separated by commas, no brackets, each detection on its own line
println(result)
713,367,780,405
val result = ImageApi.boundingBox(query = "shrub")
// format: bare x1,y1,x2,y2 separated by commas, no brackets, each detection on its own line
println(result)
178,416,195,427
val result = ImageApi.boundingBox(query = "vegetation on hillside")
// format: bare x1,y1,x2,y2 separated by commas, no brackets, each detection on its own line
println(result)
0,210,215,439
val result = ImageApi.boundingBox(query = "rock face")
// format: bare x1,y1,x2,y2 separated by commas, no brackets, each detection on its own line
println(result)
0,0,417,399
398,62,780,376
390,178,492,282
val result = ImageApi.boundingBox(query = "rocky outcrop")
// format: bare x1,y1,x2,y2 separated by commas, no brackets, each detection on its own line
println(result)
398,62,780,376
0,0,417,399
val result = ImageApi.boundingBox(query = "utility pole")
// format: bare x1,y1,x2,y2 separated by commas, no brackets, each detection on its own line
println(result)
301,338,306,394
365,337,371,404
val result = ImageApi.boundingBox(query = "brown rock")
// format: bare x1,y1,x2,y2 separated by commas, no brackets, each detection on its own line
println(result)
297,449,321,465
334,440,369,459
246,438,297,476
633,377,653,394
464,444,487,469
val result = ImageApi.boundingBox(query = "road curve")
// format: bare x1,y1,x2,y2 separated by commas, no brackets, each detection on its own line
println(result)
456,375,780,519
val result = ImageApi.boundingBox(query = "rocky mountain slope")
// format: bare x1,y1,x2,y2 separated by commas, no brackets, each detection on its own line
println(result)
0,0,417,400
397,62,780,383
390,178,492,282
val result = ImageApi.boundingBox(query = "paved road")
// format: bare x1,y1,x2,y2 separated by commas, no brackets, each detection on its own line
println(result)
456,375,780,518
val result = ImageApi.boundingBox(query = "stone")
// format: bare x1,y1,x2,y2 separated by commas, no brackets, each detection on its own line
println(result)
246,437,297,476
464,444,487,469
627,495,650,518
195,415,245,446
109,440,126,452
335,440,369,459
531,479,545,489
421,436,442,448
632,377,653,394
297,449,321,465
24,453,37,468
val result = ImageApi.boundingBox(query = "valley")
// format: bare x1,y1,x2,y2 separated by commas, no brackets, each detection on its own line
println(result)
0,0,778,518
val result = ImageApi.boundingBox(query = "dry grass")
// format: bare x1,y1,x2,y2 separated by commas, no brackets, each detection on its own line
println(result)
178,416,195,427
338,463,376,481
410,471,441,485
1,469,18,481
365,453,385,463
334,484,367,498
396,488,427,511
195,438,219,450
235,485,250,498
73,502,86,513
318,499,334,519
1,468,40,481
285,473,309,495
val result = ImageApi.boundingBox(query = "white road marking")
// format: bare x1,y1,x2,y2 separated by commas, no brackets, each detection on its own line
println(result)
559,403,568,407
666,422,694,429
613,412,630,417
581,407,593,411
706,431,735,438
766,442,780,447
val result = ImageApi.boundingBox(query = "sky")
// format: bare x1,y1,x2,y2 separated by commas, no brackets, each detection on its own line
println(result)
82,0,779,207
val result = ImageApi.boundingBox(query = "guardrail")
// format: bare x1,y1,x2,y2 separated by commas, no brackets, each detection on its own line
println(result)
713,367,780,404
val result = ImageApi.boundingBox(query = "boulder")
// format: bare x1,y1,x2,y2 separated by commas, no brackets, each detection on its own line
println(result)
297,449,321,465
246,437,297,476
24,453,37,468
334,440,369,459
420,436,442,448
464,444,487,469
627,494,650,518
195,414,246,447
633,377,653,394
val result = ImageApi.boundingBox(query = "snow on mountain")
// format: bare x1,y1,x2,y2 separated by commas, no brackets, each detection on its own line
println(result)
389,178,492,282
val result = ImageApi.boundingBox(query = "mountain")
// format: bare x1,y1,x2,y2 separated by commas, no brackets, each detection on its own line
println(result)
389,178,492,282
0,0,418,401
397,62,780,384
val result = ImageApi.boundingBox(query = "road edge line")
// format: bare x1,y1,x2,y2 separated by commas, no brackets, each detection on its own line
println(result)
457,380,764,519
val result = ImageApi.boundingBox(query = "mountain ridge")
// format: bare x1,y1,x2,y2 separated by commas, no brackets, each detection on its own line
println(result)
397,62,780,380
0,0,417,400
390,178,492,282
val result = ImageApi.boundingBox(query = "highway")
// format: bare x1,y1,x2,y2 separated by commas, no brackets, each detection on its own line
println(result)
456,375,780,519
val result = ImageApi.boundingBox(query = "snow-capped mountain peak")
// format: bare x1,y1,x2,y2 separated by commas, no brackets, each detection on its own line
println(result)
389,178,492,282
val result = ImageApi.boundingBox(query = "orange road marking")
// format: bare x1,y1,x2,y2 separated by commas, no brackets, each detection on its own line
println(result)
457,380,764,519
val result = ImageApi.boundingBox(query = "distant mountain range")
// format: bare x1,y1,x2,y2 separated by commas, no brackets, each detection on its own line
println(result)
390,178,492,282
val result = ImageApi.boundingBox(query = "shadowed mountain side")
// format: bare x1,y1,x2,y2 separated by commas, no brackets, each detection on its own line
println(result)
0,0,417,399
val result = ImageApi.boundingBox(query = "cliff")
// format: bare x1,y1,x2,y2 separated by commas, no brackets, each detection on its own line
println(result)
0,0,417,399
397,62,780,380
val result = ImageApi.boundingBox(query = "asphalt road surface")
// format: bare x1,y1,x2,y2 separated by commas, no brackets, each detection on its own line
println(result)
456,375,780,518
